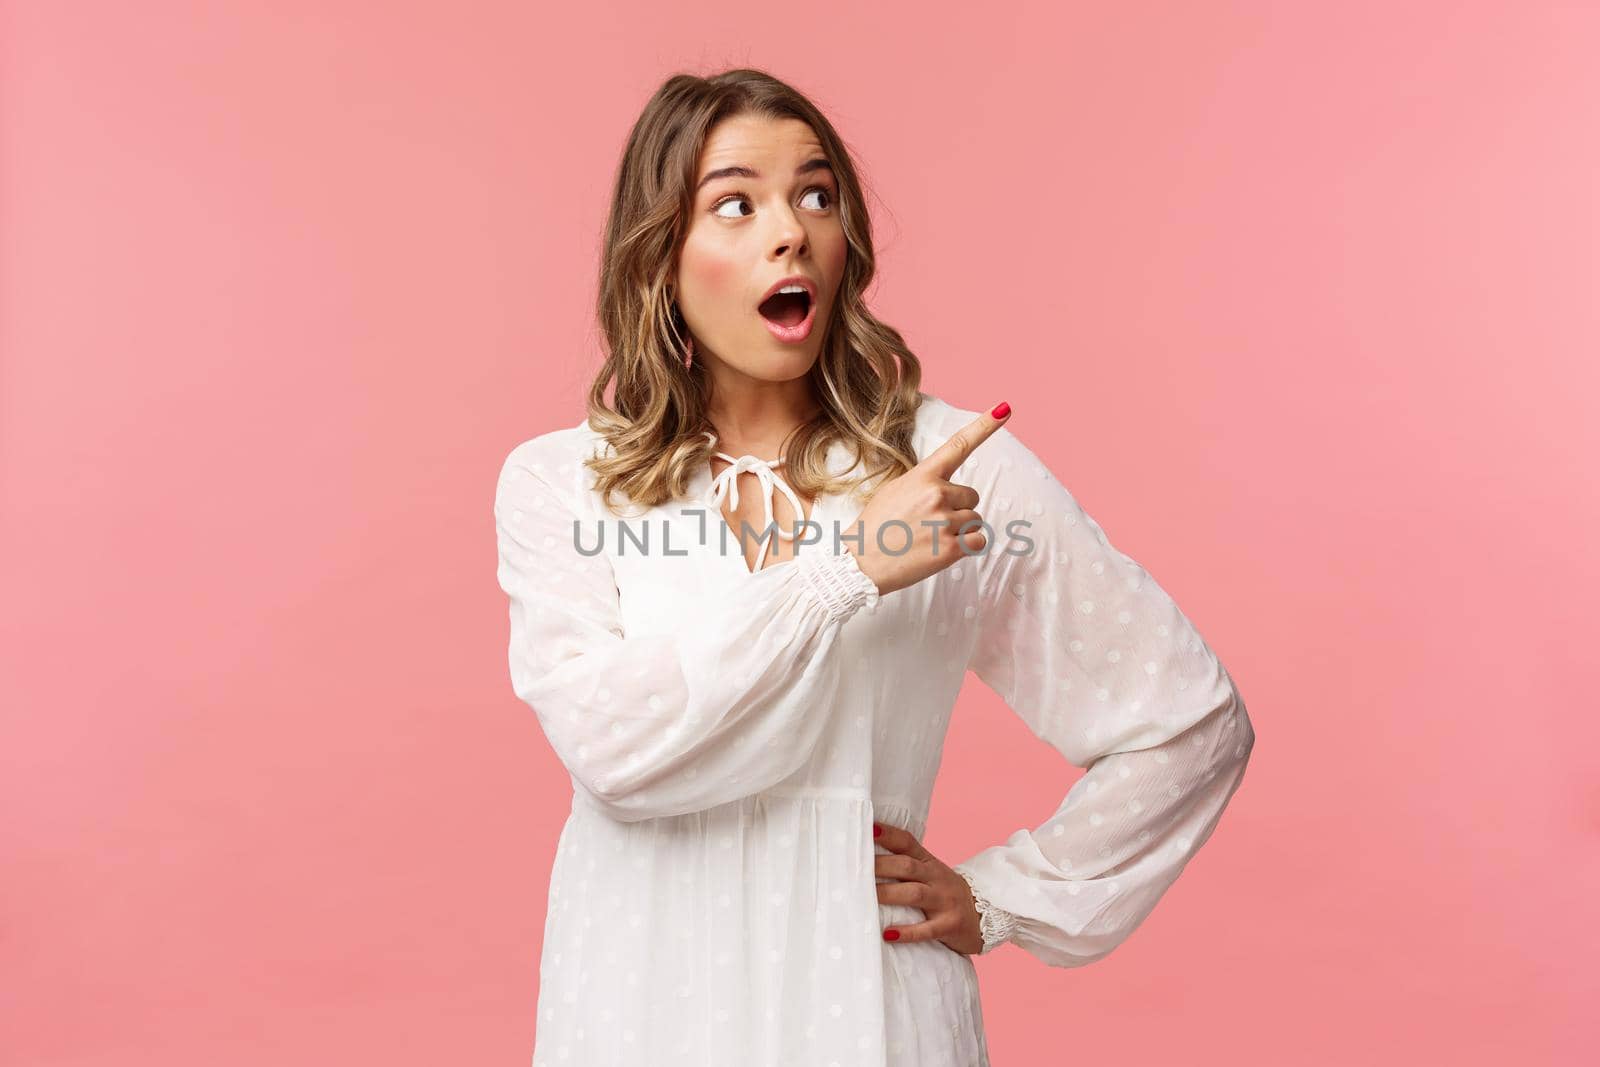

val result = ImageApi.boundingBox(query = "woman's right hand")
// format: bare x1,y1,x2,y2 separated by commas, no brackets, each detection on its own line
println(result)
845,402,1012,597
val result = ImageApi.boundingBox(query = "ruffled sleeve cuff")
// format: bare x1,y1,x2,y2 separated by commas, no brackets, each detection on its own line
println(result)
955,864,1021,955
796,546,881,622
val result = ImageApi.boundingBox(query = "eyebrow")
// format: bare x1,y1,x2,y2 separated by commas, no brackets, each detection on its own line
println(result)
695,158,835,194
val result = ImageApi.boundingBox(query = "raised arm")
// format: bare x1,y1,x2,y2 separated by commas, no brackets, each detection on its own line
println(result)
494,435,880,823
948,422,1256,967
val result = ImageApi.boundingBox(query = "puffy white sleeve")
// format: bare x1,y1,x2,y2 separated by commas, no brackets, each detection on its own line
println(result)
949,425,1256,967
493,438,881,823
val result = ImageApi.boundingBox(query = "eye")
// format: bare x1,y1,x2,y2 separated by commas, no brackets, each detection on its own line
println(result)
710,185,835,219
711,195,752,220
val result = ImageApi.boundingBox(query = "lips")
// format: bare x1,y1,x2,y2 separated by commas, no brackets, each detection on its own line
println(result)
758,289,811,327
756,275,817,328
755,276,818,344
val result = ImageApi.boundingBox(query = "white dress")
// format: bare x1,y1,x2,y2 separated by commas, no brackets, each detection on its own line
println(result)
493,391,1256,1067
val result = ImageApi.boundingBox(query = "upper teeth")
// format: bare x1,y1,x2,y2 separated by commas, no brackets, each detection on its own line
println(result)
776,285,807,295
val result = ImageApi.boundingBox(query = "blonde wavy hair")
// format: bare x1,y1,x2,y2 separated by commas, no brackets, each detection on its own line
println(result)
583,67,927,516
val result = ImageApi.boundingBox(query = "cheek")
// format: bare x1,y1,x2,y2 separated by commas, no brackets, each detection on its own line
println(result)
818,226,848,282
826,238,847,279
678,238,740,304
814,237,848,315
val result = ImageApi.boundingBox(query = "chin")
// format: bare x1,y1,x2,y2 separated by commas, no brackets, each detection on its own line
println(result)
753,355,822,383
732,341,821,382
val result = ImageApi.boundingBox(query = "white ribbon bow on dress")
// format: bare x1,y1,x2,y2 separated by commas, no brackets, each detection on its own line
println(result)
701,430,808,572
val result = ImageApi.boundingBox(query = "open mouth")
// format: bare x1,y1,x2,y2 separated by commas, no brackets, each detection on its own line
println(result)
757,288,813,328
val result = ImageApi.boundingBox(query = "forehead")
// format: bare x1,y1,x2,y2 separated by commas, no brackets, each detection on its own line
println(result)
697,115,823,174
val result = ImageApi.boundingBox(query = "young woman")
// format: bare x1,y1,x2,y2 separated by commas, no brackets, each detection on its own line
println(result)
494,68,1256,1067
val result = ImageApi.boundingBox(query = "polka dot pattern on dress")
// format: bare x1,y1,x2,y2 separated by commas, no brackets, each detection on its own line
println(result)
495,395,1253,1063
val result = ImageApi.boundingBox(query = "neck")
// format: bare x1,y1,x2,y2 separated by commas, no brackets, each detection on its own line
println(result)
705,378,821,460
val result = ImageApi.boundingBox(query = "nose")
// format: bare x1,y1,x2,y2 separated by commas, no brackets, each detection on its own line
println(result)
768,209,808,259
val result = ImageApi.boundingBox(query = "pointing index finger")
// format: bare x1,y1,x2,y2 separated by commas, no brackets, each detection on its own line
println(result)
921,401,1011,479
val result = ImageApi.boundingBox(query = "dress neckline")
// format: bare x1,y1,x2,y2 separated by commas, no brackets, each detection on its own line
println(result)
698,431,820,575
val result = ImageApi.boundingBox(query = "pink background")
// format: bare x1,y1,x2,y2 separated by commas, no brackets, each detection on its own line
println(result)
2,2,1595,1064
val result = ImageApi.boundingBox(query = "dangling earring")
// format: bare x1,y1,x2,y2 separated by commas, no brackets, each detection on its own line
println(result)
671,297,695,366
665,294,691,369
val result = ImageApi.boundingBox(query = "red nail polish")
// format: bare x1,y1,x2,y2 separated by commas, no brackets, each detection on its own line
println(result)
990,401,1010,419
883,929,900,941
872,824,882,837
